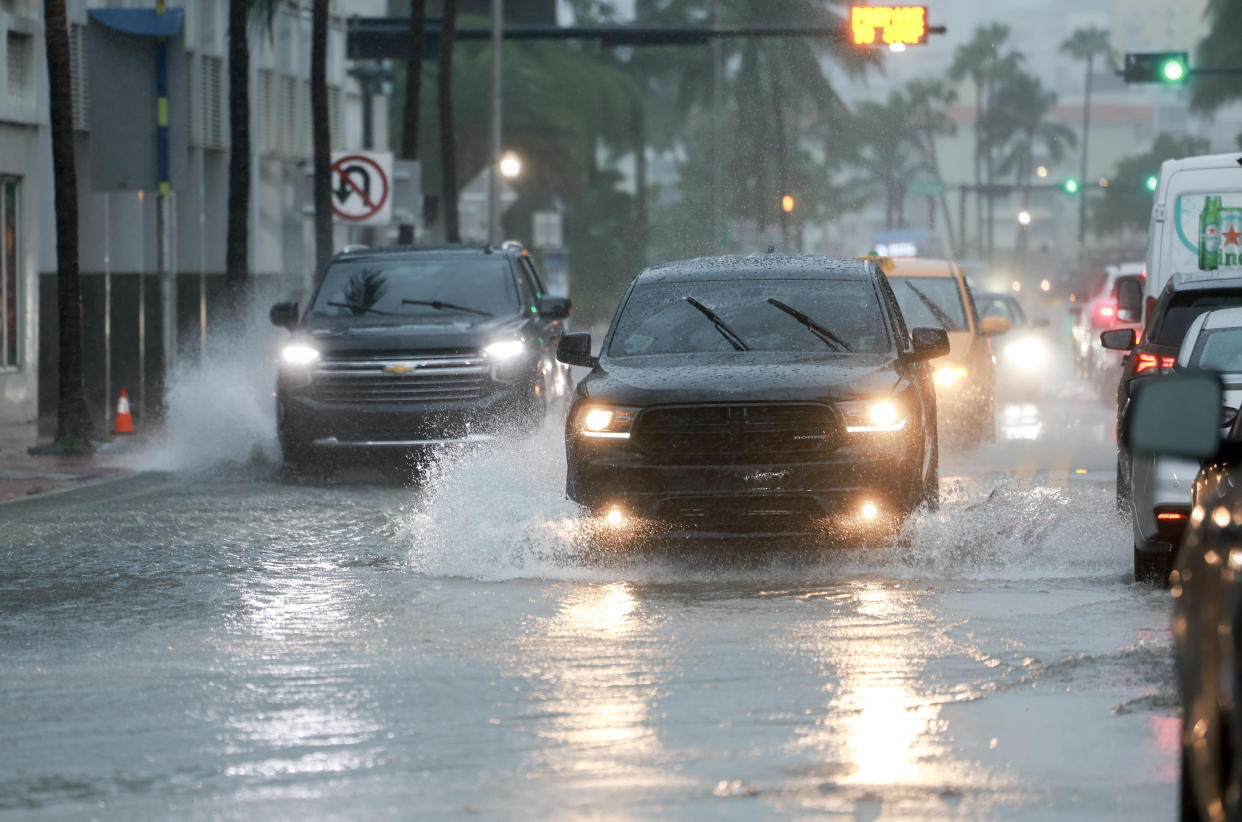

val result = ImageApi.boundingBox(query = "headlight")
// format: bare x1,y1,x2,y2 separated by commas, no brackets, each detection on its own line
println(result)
485,339,527,360
934,365,967,387
1003,336,1047,368
281,344,320,365
841,399,908,433
577,405,638,439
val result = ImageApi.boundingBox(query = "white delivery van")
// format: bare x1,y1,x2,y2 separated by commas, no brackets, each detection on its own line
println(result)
1134,153,1242,322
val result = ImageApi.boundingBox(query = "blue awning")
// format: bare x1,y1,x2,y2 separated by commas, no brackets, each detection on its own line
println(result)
88,8,184,38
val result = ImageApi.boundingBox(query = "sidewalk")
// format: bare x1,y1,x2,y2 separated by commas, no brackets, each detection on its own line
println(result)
0,421,143,504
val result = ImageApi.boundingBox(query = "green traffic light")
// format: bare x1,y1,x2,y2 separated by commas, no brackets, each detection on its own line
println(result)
1064,179,1080,194
1145,174,1158,192
1161,58,1187,83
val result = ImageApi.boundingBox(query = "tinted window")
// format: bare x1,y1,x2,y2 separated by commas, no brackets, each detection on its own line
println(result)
310,258,519,320
608,278,890,356
1153,291,1242,346
888,276,968,332
1191,327,1242,371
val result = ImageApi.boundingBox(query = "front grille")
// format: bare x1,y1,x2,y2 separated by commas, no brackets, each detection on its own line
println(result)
633,404,838,464
311,353,489,403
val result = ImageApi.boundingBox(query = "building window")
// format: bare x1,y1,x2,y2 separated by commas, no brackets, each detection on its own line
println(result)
7,32,30,101
202,55,224,149
1,178,19,370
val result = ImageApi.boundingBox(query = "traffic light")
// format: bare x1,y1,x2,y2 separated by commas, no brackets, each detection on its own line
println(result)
1123,52,1190,84
781,194,796,213
1063,178,1080,194
1145,174,1158,192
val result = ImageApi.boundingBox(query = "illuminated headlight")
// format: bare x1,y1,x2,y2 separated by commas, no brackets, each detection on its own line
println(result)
577,405,638,439
841,400,908,433
281,344,320,366
1003,336,1047,368
934,365,968,387
484,339,527,360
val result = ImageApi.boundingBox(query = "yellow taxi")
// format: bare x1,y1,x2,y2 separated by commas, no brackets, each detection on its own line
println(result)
880,257,1010,443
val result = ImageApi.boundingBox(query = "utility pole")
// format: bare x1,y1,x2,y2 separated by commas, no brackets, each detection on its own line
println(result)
155,0,175,409
486,0,503,245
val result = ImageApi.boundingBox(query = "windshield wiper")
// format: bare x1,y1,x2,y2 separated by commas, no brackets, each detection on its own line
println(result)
400,299,494,317
903,282,956,330
684,297,750,351
766,298,854,352
327,301,389,316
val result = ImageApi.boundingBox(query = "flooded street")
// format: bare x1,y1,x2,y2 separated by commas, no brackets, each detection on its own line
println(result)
0,366,1180,821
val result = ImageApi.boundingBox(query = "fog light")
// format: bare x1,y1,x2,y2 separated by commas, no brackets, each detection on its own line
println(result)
606,507,625,527
860,501,879,521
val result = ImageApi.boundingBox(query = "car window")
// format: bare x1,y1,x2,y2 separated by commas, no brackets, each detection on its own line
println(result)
888,276,969,332
1191,327,1242,371
977,295,1020,325
1152,291,1242,346
309,258,520,320
608,278,891,356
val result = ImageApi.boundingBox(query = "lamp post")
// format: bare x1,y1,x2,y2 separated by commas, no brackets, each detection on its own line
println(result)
487,0,503,245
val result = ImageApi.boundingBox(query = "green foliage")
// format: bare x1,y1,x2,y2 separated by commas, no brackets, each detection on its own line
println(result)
1093,134,1211,236
1059,25,1116,69
1192,0,1242,111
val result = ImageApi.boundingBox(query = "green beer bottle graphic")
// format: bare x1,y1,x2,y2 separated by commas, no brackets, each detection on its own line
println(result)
1201,195,1222,271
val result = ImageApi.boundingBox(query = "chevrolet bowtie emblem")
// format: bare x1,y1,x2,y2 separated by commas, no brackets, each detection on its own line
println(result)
383,363,415,376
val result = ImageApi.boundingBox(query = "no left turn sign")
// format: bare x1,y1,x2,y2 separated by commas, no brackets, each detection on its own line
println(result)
330,151,392,226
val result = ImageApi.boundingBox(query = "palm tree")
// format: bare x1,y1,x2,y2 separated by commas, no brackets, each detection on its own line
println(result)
398,0,426,245
1191,0,1242,113
1060,25,1115,246
43,0,95,448
904,78,958,255
311,0,332,275
438,0,461,242
854,91,924,229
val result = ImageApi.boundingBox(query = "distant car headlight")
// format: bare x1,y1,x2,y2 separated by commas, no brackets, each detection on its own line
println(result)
485,339,527,360
1003,336,1048,368
281,344,320,366
934,365,968,387
577,405,638,439
841,399,907,433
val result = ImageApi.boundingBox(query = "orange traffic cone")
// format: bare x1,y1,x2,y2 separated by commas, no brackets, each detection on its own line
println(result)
114,388,134,435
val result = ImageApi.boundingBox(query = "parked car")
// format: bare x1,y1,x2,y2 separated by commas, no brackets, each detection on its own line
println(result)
556,254,949,535
884,258,1009,445
1127,307,1242,582
269,243,571,466
1125,372,1242,821
1104,274,1242,535
975,291,1051,400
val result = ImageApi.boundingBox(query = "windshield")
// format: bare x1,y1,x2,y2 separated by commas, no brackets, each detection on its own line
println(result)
1190,327,1242,371
309,258,519,319
887,276,969,332
1152,291,1242,346
607,279,890,357
977,295,1025,326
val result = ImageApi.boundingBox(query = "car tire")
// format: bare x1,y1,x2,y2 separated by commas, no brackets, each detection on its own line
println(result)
1134,544,1173,586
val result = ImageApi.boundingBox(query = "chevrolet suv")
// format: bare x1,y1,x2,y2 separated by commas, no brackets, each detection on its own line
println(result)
269,243,571,466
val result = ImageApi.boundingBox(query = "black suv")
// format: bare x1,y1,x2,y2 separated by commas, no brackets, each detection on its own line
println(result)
556,255,950,533
270,243,571,465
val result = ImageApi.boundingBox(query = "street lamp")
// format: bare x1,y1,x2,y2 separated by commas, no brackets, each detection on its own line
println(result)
1017,210,1032,226
1040,279,1051,292
499,151,522,179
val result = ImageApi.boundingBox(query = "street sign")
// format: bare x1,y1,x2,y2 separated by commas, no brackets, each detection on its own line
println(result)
330,151,392,225
850,6,928,46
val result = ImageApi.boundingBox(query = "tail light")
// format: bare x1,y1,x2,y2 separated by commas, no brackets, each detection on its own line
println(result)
1156,511,1188,522
1098,304,1115,318
1134,352,1176,374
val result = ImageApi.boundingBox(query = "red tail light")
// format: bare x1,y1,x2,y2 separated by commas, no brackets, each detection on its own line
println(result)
1098,305,1115,318
1156,511,1188,522
1134,352,1176,374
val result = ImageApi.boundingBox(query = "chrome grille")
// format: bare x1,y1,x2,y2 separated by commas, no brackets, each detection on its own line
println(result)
633,404,838,464
311,353,489,403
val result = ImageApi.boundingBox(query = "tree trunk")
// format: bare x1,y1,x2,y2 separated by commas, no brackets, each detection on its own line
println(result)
438,0,461,243
1079,54,1093,246
44,0,96,447
398,0,427,245
311,0,332,276
225,0,249,295
973,84,983,258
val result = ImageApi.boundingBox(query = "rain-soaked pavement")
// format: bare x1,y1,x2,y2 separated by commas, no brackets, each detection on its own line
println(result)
0,358,1178,820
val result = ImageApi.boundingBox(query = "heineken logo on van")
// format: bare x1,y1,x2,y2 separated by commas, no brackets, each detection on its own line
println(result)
1175,194,1242,271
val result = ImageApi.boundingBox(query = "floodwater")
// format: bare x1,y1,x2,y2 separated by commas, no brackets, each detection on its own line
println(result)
0,350,1178,820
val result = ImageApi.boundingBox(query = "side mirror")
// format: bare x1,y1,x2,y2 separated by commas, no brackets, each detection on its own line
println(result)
539,296,572,320
1127,373,1222,458
979,315,1012,337
270,301,299,331
910,326,951,361
557,332,594,368
1100,328,1136,351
